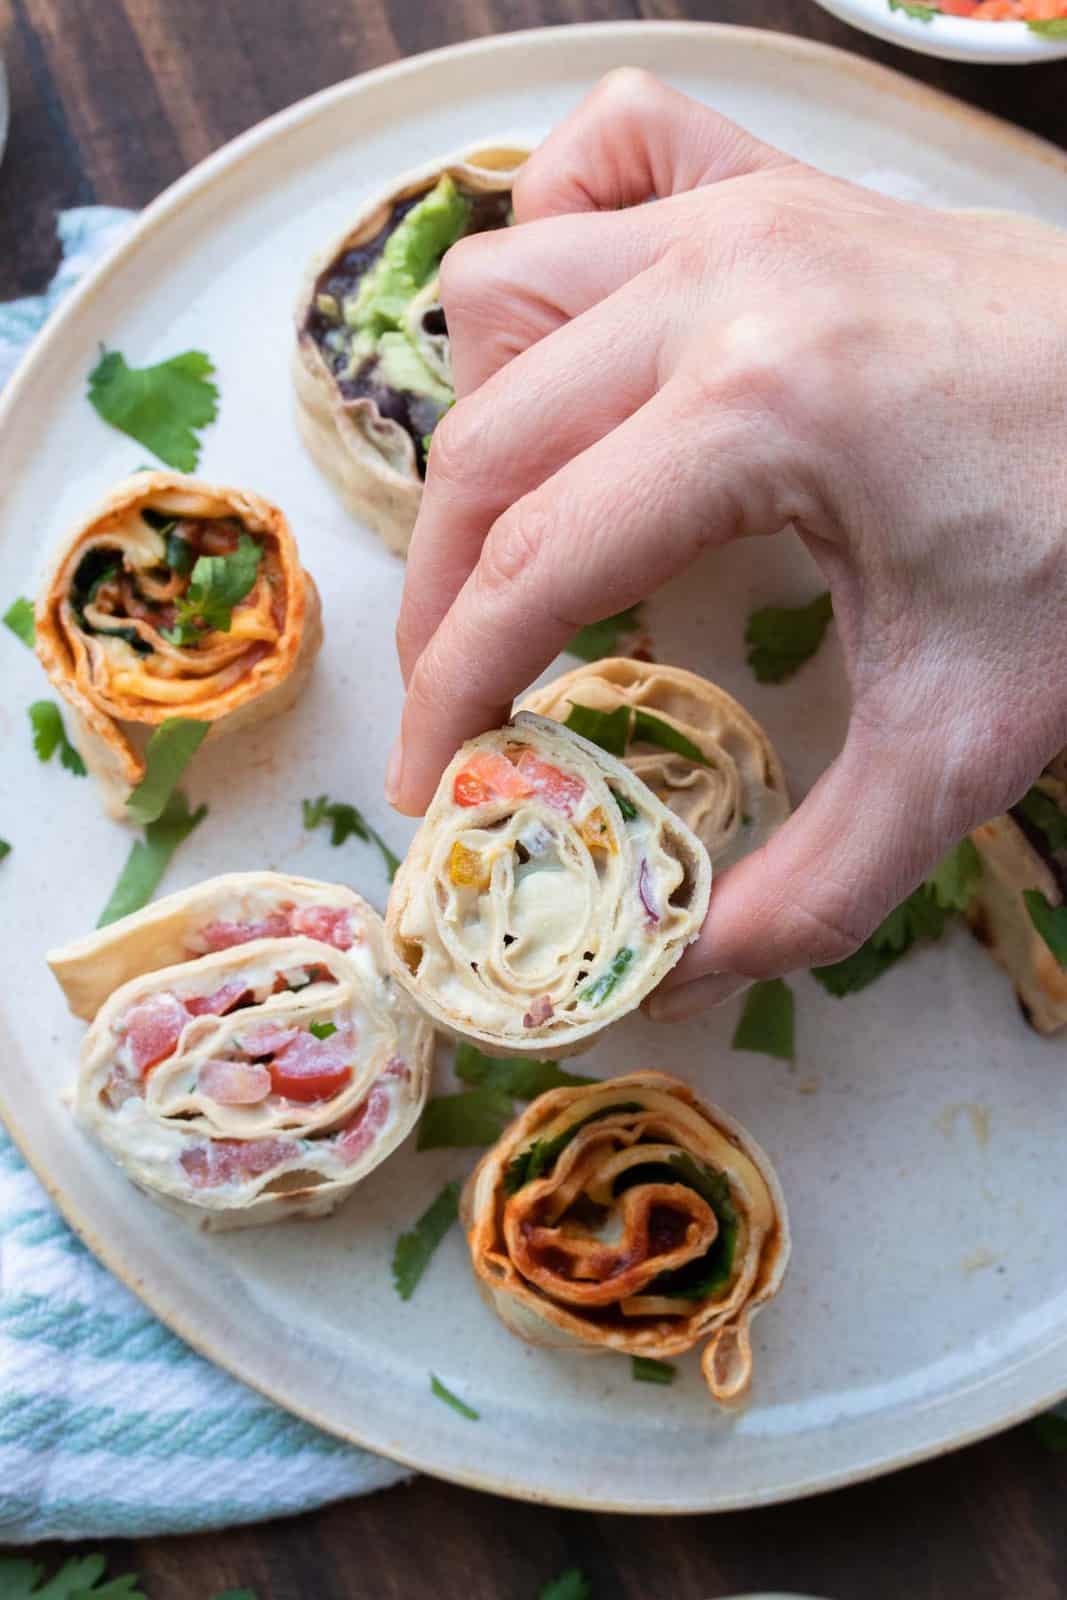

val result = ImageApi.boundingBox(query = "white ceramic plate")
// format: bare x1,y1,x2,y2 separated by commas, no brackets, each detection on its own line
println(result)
2,23,1066,1514
810,0,1067,66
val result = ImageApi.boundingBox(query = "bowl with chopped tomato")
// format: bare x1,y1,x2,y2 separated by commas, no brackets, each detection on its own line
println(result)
813,0,1067,61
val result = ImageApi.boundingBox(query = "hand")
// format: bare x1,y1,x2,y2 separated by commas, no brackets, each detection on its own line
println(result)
388,69,1067,1018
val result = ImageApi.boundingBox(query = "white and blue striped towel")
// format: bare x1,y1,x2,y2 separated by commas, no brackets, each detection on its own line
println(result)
0,209,409,1544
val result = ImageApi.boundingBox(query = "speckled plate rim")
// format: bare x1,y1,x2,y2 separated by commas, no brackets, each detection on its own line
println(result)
2,22,1066,1514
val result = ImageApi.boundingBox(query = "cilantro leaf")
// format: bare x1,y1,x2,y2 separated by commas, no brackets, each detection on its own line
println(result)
1023,889,1067,967
503,1103,643,1193
579,946,633,1005
28,701,87,776
125,718,210,825
731,977,794,1063
97,790,208,927
745,590,833,684
1032,1410,1067,1451
302,793,402,879
417,1085,514,1149
1015,786,1067,853
632,709,708,765
1026,13,1067,29
164,532,262,643
566,605,643,663
87,347,219,471
611,786,637,821
309,1020,337,1040
926,837,982,912
454,1042,594,1101
392,1180,460,1300
649,1155,739,1299
540,1572,592,1600
811,939,903,997
0,1553,147,1598
430,1373,479,1420
0,839,10,863
888,0,938,18
563,702,631,757
3,596,35,647
632,1356,676,1384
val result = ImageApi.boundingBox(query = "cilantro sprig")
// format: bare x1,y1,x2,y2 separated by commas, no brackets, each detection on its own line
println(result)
503,1103,643,1194
126,718,210,825
0,840,10,864
632,1356,676,1384
392,1180,461,1300
302,794,402,879
87,347,219,471
812,837,981,996
416,1084,514,1149
97,791,208,927
163,532,262,644
28,701,87,776
3,595,35,647
454,1041,593,1101
1026,13,1067,28
732,977,795,1063
0,1553,146,1599
1014,785,1067,853
888,0,938,18
745,590,833,683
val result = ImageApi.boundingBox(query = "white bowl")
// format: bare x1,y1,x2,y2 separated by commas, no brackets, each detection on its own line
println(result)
813,0,1067,61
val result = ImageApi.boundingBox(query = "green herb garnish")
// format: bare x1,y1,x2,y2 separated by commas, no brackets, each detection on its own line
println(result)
88,347,219,471
631,709,707,763
745,590,833,683
302,793,402,880
631,1356,676,1384
812,838,981,996
540,1572,592,1600
503,1102,643,1194
0,1553,147,1598
28,701,86,776
393,1181,461,1300
163,532,262,643
165,527,195,576
732,977,795,1063
888,0,938,18
1015,785,1067,853
309,1020,338,1040
1023,889,1067,967
454,1042,593,1101
417,1085,514,1150
429,1372,479,1421
649,1155,739,1299
566,605,643,663
3,596,35,647
125,718,210,826
579,946,633,1005
563,702,631,757
611,786,637,821
1032,1410,1067,1451
1027,15,1067,30
97,790,207,927
0,840,10,863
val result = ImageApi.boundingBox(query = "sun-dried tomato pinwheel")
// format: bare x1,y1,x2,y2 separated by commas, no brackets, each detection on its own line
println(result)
34,472,322,815
294,143,526,555
521,659,790,869
463,1072,789,1406
385,713,711,1056
57,875,432,1229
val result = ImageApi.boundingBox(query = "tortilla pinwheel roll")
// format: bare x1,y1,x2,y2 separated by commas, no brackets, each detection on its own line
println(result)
463,1072,790,1405
967,753,1067,1034
521,659,790,869
54,874,432,1229
294,143,526,555
385,712,711,1056
35,472,322,817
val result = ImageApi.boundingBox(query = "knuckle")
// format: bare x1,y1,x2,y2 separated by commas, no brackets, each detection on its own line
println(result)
477,502,554,597
438,230,497,308
785,891,875,969
425,402,482,489
593,66,664,114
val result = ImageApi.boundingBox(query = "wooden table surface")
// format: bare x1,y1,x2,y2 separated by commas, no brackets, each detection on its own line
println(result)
0,2,1065,1596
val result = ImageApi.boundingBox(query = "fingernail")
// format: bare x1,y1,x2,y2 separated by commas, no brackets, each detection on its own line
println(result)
647,973,754,1024
385,736,404,807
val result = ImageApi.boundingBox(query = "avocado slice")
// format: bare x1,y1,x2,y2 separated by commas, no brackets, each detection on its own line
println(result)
347,175,471,337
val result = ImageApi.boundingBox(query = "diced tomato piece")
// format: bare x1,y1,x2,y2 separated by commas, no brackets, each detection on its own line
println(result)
289,905,355,950
336,1082,390,1165
122,993,189,1075
198,914,291,951
453,750,532,808
186,981,253,1017
179,1136,298,1189
239,1022,300,1057
268,1028,354,1103
515,749,586,816
197,1059,272,1105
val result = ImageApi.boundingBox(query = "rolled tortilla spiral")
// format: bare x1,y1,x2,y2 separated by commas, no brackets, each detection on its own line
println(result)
385,712,711,1056
462,1071,790,1405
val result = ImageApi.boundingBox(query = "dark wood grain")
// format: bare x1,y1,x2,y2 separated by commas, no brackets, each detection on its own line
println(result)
0,1,1065,1594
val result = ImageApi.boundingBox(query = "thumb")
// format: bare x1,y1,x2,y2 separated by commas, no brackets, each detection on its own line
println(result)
647,723,966,1021
513,68,787,223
